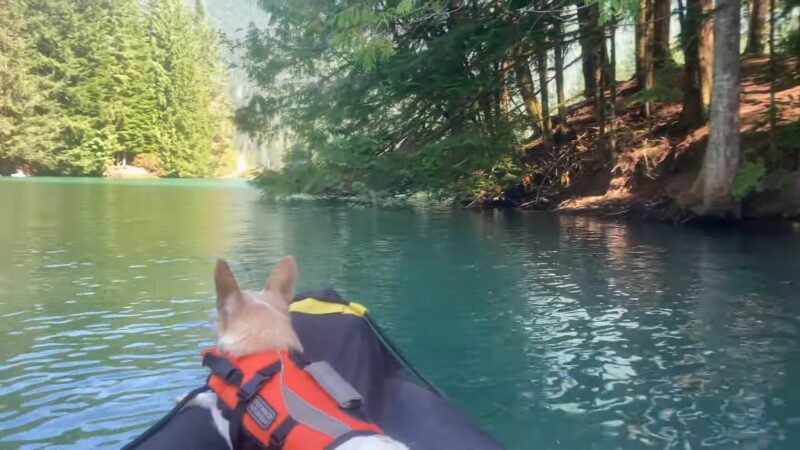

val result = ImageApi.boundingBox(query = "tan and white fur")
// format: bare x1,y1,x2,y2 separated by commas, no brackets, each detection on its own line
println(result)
185,257,408,450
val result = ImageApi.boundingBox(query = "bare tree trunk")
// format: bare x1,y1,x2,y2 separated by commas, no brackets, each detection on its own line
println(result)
635,0,649,87
553,12,568,134
595,21,607,157
653,0,673,66
577,0,599,98
445,0,468,132
768,0,777,163
515,46,545,138
609,18,618,159
699,0,713,106
696,0,741,217
536,49,553,151
642,0,655,117
679,0,705,128
480,91,494,127
500,59,511,120
745,0,768,54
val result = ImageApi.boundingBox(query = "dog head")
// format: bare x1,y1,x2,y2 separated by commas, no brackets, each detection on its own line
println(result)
213,256,302,356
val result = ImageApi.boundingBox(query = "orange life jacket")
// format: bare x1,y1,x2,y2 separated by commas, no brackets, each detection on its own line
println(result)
201,348,383,450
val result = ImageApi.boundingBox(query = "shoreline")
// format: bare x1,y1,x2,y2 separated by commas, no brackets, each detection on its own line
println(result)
6,175,799,229
255,189,800,230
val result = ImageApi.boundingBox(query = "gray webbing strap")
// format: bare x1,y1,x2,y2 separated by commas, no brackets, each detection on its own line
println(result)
305,361,363,410
278,352,352,439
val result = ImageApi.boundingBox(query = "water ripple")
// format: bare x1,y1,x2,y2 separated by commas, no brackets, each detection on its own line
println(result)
2,181,800,449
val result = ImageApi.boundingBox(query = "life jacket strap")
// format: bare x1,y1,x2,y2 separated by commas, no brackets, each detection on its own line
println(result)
229,397,248,450
229,361,283,450
288,350,309,368
238,360,282,402
267,416,298,450
202,352,243,386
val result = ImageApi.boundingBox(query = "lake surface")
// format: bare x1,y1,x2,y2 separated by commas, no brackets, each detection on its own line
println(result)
1,178,800,449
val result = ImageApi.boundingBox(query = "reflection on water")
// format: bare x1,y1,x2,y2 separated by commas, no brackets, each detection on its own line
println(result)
1,179,800,449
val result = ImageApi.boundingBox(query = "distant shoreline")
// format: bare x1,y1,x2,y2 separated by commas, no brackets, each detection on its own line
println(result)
0,175,251,182
1,166,251,181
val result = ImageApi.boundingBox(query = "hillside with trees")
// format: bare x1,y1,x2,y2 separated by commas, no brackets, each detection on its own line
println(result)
243,0,800,220
0,0,234,177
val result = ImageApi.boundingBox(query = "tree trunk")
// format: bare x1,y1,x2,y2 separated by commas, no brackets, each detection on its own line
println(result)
653,0,673,66
515,46,545,138
745,0,768,54
608,19,618,159
768,0,776,164
553,12,568,134
642,0,655,117
577,0,599,99
595,21,607,157
679,0,705,128
635,0,648,86
488,91,498,127
479,64,494,127
699,0,713,106
445,0,468,132
696,0,741,217
535,49,553,151
500,59,511,120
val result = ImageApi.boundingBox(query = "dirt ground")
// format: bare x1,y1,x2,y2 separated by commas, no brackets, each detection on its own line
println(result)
521,56,800,221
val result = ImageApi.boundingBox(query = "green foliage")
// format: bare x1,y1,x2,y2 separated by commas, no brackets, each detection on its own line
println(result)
731,123,800,201
395,0,414,15
239,0,549,201
0,0,26,150
783,29,800,59
0,0,234,177
458,153,526,202
253,165,344,197
237,0,800,209
597,0,638,24
732,159,767,201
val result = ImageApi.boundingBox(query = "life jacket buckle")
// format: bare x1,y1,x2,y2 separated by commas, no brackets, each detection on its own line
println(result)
237,373,268,402
237,361,282,402
268,432,286,449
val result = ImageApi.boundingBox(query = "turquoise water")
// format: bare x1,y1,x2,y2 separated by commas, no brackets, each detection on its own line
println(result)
1,178,800,449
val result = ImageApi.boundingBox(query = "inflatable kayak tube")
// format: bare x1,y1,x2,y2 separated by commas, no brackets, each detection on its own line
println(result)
123,289,504,450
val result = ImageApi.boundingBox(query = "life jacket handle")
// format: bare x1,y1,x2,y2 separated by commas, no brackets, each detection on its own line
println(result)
202,352,243,386
238,360,282,402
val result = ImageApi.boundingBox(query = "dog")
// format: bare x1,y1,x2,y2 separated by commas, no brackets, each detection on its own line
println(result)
185,257,409,450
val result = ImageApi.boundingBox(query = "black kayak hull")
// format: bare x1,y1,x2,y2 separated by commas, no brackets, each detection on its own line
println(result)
124,289,504,450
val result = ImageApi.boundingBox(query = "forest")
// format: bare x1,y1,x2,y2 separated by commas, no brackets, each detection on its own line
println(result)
243,0,800,219
0,0,234,177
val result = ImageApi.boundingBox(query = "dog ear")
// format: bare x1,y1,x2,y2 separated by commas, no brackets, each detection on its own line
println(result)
265,256,297,303
215,259,241,312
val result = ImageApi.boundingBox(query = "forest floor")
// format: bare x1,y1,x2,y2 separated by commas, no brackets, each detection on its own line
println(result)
518,56,800,222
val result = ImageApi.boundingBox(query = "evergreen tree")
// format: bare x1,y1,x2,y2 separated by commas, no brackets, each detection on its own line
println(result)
0,0,27,171
9,0,82,173
109,0,162,167
0,0,233,177
147,0,231,177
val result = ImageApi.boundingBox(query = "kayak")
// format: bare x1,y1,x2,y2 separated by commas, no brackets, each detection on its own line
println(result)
123,289,504,450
